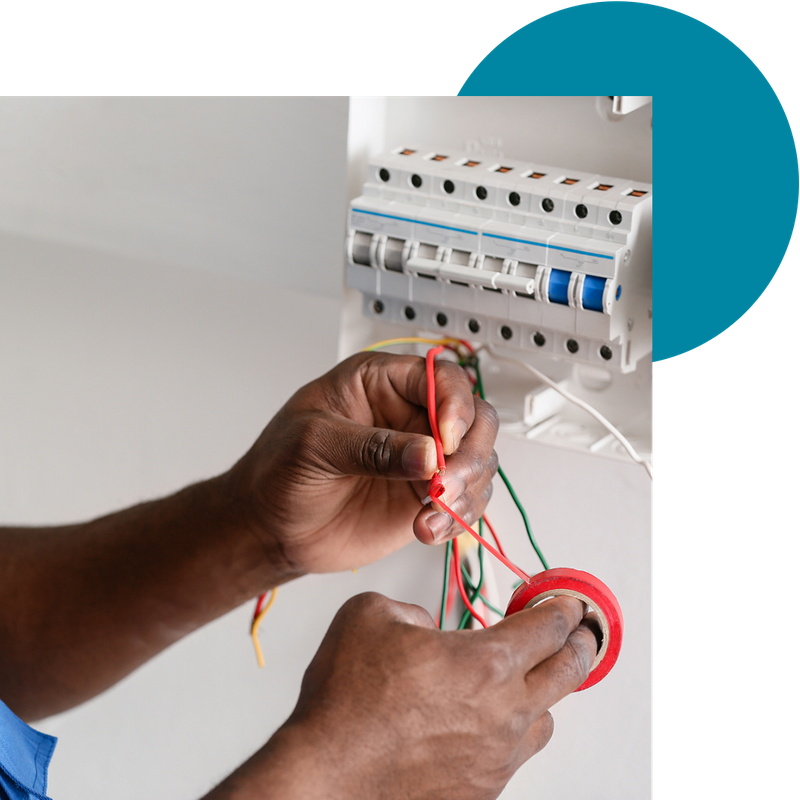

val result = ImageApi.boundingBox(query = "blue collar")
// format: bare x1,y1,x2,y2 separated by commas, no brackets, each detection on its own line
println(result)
0,698,57,800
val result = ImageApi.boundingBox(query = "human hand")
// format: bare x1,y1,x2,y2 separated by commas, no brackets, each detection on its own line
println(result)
205,592,599,800
224,352,498,575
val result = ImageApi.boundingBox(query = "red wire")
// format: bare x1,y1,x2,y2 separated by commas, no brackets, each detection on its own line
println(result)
425,346,447,471
253,592,267,621
457,338,476,354
435,496,530,583
452,537,487,628
447,554,458,615
252,339,481,634
482,514,507,558
425,346,531,586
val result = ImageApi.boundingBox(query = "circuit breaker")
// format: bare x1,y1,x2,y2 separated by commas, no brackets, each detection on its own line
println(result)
345,146,652,373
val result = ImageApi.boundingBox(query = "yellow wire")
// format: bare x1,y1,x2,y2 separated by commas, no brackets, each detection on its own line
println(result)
250,588,278,669
362,336,465,352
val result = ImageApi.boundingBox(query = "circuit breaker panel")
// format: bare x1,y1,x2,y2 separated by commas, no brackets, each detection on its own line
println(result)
346,146,652,373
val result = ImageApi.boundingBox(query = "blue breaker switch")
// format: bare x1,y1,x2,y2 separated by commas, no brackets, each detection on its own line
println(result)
548,269,571,305
582,275,608,312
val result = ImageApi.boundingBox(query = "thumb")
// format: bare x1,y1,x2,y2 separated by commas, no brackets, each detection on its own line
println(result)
315,415,437,480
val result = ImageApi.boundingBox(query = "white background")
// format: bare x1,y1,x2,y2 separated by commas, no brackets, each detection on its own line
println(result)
1,96,650,799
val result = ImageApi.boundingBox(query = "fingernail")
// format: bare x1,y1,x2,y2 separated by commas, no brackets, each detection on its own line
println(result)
402,438,434,477
427,512,451,541
451,419,468,451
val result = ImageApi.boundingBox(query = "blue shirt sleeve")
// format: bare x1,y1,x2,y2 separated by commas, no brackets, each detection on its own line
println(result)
0,698,56,800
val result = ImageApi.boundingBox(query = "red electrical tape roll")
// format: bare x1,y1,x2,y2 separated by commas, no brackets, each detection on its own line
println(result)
505,568,623,691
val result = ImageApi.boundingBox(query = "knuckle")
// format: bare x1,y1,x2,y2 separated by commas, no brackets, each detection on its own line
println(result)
457,482,493,523
401,602,437,629
360,429,394,475
464,452,487,484
563,636,593,685
437,357,469,384
481,481,494,506
531,711,555,752
479,640,517,684
340,350,375,372
289,412,327,460
476,397,500,433
450,495,478,527
341,591,387,618
545,597,582,642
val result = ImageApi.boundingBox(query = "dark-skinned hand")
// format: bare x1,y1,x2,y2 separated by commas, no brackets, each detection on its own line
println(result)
226,351,498,574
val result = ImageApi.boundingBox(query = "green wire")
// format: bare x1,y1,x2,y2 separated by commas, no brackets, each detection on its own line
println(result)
473,358,550,573
441,348,549,629
458,571,505,621
497,465,549,571
474,361,485,401
439,540,453,629
457,519,486,630
368,343,543,625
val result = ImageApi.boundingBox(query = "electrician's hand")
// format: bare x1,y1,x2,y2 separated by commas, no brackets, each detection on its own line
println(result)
225,352,498,574
203,592,599,800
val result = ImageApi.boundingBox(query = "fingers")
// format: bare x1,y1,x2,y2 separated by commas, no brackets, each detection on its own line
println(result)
353,353,477,453
524,619,599,711
296,413,438,480
431,359,477,455
488,596,587,672
487,597,601,710
305,353,497,494
413,397,500,545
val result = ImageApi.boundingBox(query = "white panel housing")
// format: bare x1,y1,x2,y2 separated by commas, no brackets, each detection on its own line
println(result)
346,145,652,373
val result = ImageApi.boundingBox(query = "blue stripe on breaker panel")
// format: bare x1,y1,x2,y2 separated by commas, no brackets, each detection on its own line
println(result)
351,208,477,236
351,209,614,260
483,232,614,260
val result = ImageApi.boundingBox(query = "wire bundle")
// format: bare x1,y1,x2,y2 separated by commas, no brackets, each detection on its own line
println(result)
423,343,545,629
250,588,278,668
249,333,652,657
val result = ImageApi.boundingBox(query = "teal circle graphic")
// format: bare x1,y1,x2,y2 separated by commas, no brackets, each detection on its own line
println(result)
459,2,798,362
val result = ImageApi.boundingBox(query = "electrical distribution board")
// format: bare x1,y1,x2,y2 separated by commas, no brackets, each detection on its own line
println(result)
346,146,652,373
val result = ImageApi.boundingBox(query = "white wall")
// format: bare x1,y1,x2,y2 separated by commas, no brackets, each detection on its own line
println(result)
0,232,347,798
0,97,350,298
1,98,650,800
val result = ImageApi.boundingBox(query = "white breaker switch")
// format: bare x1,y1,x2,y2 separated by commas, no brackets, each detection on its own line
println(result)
345,146,652,373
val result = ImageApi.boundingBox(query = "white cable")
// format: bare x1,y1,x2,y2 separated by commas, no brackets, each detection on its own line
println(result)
484,346,653,480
